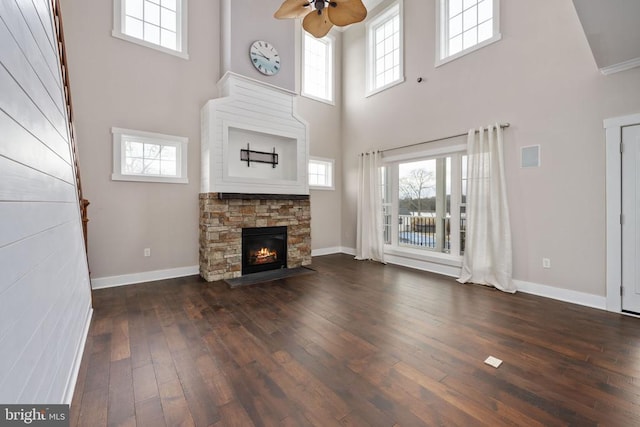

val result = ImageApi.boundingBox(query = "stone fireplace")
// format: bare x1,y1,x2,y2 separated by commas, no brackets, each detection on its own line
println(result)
199,73,311,282
199,194,311,282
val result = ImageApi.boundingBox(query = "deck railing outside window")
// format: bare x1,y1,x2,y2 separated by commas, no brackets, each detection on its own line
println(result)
393,214,466,253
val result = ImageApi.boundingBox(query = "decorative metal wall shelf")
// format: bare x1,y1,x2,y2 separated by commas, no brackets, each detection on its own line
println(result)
240,143,278,168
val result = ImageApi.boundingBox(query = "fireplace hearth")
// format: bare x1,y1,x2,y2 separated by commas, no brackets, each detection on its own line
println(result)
242,226,287,275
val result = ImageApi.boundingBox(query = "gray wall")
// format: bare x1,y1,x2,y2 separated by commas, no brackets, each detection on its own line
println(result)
60,0,344,281
60,0,221,280
58,0,639,299
221,0,295,91
0,0,92,403
297,27,344,252
341,0,640,296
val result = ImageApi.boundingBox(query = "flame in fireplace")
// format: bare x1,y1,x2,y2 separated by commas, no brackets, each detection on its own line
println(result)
251,247,278,265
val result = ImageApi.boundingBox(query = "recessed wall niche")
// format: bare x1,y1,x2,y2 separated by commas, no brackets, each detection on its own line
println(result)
201,72,309,195
226,126,297,182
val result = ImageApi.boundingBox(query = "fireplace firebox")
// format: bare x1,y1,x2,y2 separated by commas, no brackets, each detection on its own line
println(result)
242,226,287,275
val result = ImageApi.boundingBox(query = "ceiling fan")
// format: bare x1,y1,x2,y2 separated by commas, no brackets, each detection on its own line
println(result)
274,0,367,38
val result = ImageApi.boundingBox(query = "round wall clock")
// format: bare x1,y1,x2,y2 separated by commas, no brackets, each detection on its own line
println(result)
249,40,281,76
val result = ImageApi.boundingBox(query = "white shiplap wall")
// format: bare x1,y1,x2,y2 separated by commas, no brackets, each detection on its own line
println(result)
201,72,309,195
0,0,92,404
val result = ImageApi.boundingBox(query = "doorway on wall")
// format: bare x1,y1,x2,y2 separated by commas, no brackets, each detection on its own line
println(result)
622,124,640,314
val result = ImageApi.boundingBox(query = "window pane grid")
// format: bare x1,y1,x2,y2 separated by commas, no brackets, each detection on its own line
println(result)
381,166,392,244
308,162,326,186
123,140,179,177
113,128,187,183
445,0,494,56
303,34,332,102
371,5,401,91
383,203,392,244
123,0,179,51
460,154,468,254
308,159,333,188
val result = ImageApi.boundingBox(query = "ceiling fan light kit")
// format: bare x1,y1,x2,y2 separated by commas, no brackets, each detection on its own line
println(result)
275,0,367,38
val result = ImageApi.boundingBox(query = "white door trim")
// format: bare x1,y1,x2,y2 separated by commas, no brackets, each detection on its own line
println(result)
604,112,640,312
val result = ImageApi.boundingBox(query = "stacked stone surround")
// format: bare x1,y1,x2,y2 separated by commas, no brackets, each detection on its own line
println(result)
199,193,311,282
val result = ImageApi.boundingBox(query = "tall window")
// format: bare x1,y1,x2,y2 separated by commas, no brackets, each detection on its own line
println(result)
436,0,500,66
302,33,334,104
113,0,188,59
366,0,404,96
112,128,188,184
383,150,466,256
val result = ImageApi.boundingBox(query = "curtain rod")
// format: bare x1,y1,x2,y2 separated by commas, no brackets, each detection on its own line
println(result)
380,123,510,154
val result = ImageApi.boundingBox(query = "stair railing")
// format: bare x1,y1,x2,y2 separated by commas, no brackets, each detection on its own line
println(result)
50,0,90,253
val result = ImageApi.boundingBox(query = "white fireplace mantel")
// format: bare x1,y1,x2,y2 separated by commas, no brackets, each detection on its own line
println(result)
201,72,309,195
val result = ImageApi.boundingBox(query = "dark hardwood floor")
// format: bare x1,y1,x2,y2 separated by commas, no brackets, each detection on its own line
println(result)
70,254,640,426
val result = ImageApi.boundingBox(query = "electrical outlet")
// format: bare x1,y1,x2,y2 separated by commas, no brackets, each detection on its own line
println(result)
542,258,551,269
144,248,151,257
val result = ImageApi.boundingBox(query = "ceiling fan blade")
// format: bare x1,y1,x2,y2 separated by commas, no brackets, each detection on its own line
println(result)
328,0,367,26
303,8,334,38
274,0,312,19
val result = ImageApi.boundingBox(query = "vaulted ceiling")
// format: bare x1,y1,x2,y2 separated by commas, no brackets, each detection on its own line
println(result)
572,0,640,74
362,0,384,10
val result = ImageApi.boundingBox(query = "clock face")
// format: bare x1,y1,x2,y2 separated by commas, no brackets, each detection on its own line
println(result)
249,40,280,76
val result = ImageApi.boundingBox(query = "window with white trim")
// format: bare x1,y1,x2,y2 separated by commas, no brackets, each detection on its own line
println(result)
366,0,404,96
308,157,334,190
382,147,467,258
112,127,188,184
113,0,188,59
436,0,500,65
302,32,334,104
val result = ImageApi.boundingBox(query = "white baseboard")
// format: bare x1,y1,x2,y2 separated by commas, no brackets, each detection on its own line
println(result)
340,246,356,256
312,246,356,257
91,265,200,289
63,303,93,405
313,247,460,277
514,279,607,310
312,247,342,256
312,250,607,311
91,259,606,313
384,253,462,278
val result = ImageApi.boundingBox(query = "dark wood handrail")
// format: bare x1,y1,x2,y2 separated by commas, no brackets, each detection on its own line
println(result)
50,0,90,253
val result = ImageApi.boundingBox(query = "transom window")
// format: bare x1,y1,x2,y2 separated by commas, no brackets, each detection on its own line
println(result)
112,127,188,184
437,0,500,66
113,0,188,59
308,157,335,190
366,0,404,96
302,33,334,104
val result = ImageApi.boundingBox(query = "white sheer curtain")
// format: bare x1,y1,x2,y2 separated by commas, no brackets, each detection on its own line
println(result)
458,124,515,293
355,151,385,263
